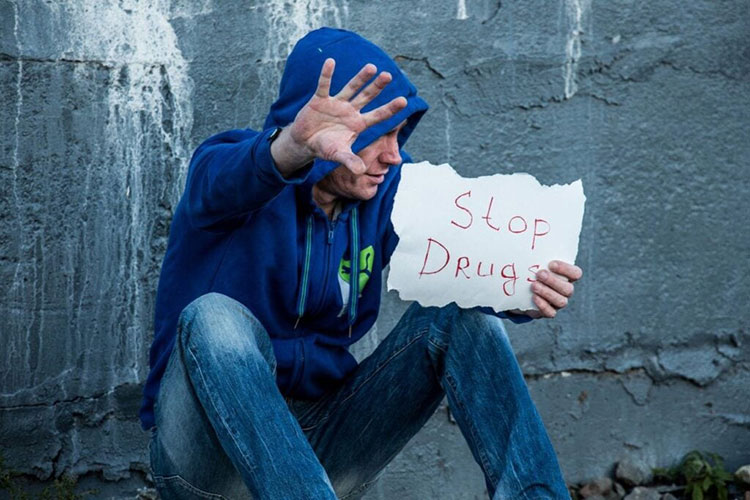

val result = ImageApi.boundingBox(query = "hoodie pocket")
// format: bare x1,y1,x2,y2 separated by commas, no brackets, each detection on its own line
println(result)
288,338,305,394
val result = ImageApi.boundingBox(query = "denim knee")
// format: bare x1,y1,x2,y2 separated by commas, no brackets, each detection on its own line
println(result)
177,292,276,373
426,304,511,356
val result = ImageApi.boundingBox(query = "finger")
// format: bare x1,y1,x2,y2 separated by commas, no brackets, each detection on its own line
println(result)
549,260,583,282
362,96,407,128
336,63,377,101
331,150,366,175
533,294,557,319
536,269,574,297
515,308,543,319
531,280,569,309
315,58,335,98
350,71,392,110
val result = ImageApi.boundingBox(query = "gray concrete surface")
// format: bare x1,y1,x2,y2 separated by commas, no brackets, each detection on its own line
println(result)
1,0,748,498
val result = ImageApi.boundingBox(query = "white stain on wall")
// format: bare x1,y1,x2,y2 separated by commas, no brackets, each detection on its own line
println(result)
563,0,591,99
82,0,193,385
444,106,453,162
9,0,28,376
258,0,349,107
2,0,194,402
264,0,348,65
457,0,468,20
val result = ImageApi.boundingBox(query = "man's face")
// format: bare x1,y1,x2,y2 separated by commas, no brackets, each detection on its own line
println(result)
316,121,406,202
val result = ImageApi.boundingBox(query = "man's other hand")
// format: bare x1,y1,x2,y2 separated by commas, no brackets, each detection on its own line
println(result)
271,58,407,177
512,260,583,319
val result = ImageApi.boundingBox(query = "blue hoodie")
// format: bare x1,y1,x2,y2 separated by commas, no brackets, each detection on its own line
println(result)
138,28,429,430
139,28,526,430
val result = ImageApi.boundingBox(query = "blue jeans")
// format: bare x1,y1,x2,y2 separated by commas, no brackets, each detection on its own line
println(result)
149,292,570,499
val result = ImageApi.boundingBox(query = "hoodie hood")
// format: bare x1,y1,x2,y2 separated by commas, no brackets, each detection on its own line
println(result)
264,27,429,185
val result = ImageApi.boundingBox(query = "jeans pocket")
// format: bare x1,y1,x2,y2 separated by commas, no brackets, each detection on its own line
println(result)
153,474,231,500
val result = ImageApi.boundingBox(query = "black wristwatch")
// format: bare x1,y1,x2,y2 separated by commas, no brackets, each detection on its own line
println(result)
268,126,283,143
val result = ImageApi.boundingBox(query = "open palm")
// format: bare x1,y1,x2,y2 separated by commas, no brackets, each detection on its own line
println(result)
288,58,407,174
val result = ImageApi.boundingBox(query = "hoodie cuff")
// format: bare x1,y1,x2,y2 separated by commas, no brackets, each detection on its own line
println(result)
477,306,535,324
256,128,314,185
500,310,534,324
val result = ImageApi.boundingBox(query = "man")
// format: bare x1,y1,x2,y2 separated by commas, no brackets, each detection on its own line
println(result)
141,28,582,499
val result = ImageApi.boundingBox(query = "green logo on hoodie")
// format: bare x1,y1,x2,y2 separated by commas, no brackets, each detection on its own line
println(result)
338,245,374,291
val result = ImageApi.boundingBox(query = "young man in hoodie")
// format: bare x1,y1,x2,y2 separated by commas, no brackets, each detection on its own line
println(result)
142,28,581,500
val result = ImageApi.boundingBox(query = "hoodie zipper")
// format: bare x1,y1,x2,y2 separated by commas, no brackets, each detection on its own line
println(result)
295,215,314,329
310,214,336,316
347,207,360,337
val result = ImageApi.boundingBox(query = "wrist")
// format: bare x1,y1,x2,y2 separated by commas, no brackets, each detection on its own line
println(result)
269,126,315,178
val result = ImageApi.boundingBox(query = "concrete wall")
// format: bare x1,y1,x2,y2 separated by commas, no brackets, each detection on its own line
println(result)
1,0,748,497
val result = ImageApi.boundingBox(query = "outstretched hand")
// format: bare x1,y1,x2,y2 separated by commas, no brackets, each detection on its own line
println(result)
271,58,407,177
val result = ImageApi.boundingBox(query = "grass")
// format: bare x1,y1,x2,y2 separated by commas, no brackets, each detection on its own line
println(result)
0,455,98,500
653,450,735,500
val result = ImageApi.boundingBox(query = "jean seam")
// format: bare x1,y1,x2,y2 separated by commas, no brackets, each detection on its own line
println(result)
427,337,448,352
339,468,385,500
294,397,328,429
443,370,498,488
342,329,428,403
427,323,450,351
184,342,259,480
339,474,381,500
300,328,429,431
153,474,229,499
449,316,532,498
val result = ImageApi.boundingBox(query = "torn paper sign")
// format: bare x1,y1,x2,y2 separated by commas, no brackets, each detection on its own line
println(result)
387,162,586,312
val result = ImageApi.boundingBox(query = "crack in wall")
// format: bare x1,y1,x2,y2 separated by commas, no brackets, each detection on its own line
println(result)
482,0,502,25
525,356,748,386
584,92,621,106
0,381,141,411
587,49,744,84
393,55,446,79
6,463,153,490
0,54,168,70
526,366,645,380
713,412,750,429
657,59,742,81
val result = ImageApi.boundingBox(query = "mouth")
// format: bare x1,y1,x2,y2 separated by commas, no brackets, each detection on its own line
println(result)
366,173,386,184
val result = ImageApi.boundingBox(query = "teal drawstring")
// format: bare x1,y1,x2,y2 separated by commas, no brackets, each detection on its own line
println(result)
296,210,359,335
347,207,360,336
295,214,314,329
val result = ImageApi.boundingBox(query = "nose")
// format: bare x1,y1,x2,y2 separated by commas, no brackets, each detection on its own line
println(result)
379,133,402,166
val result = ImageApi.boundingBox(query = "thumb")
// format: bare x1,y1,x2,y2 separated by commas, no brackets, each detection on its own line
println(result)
332,150,366,175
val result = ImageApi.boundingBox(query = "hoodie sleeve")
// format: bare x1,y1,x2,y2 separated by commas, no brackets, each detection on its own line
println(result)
183,128,313,232
477,307,534,324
